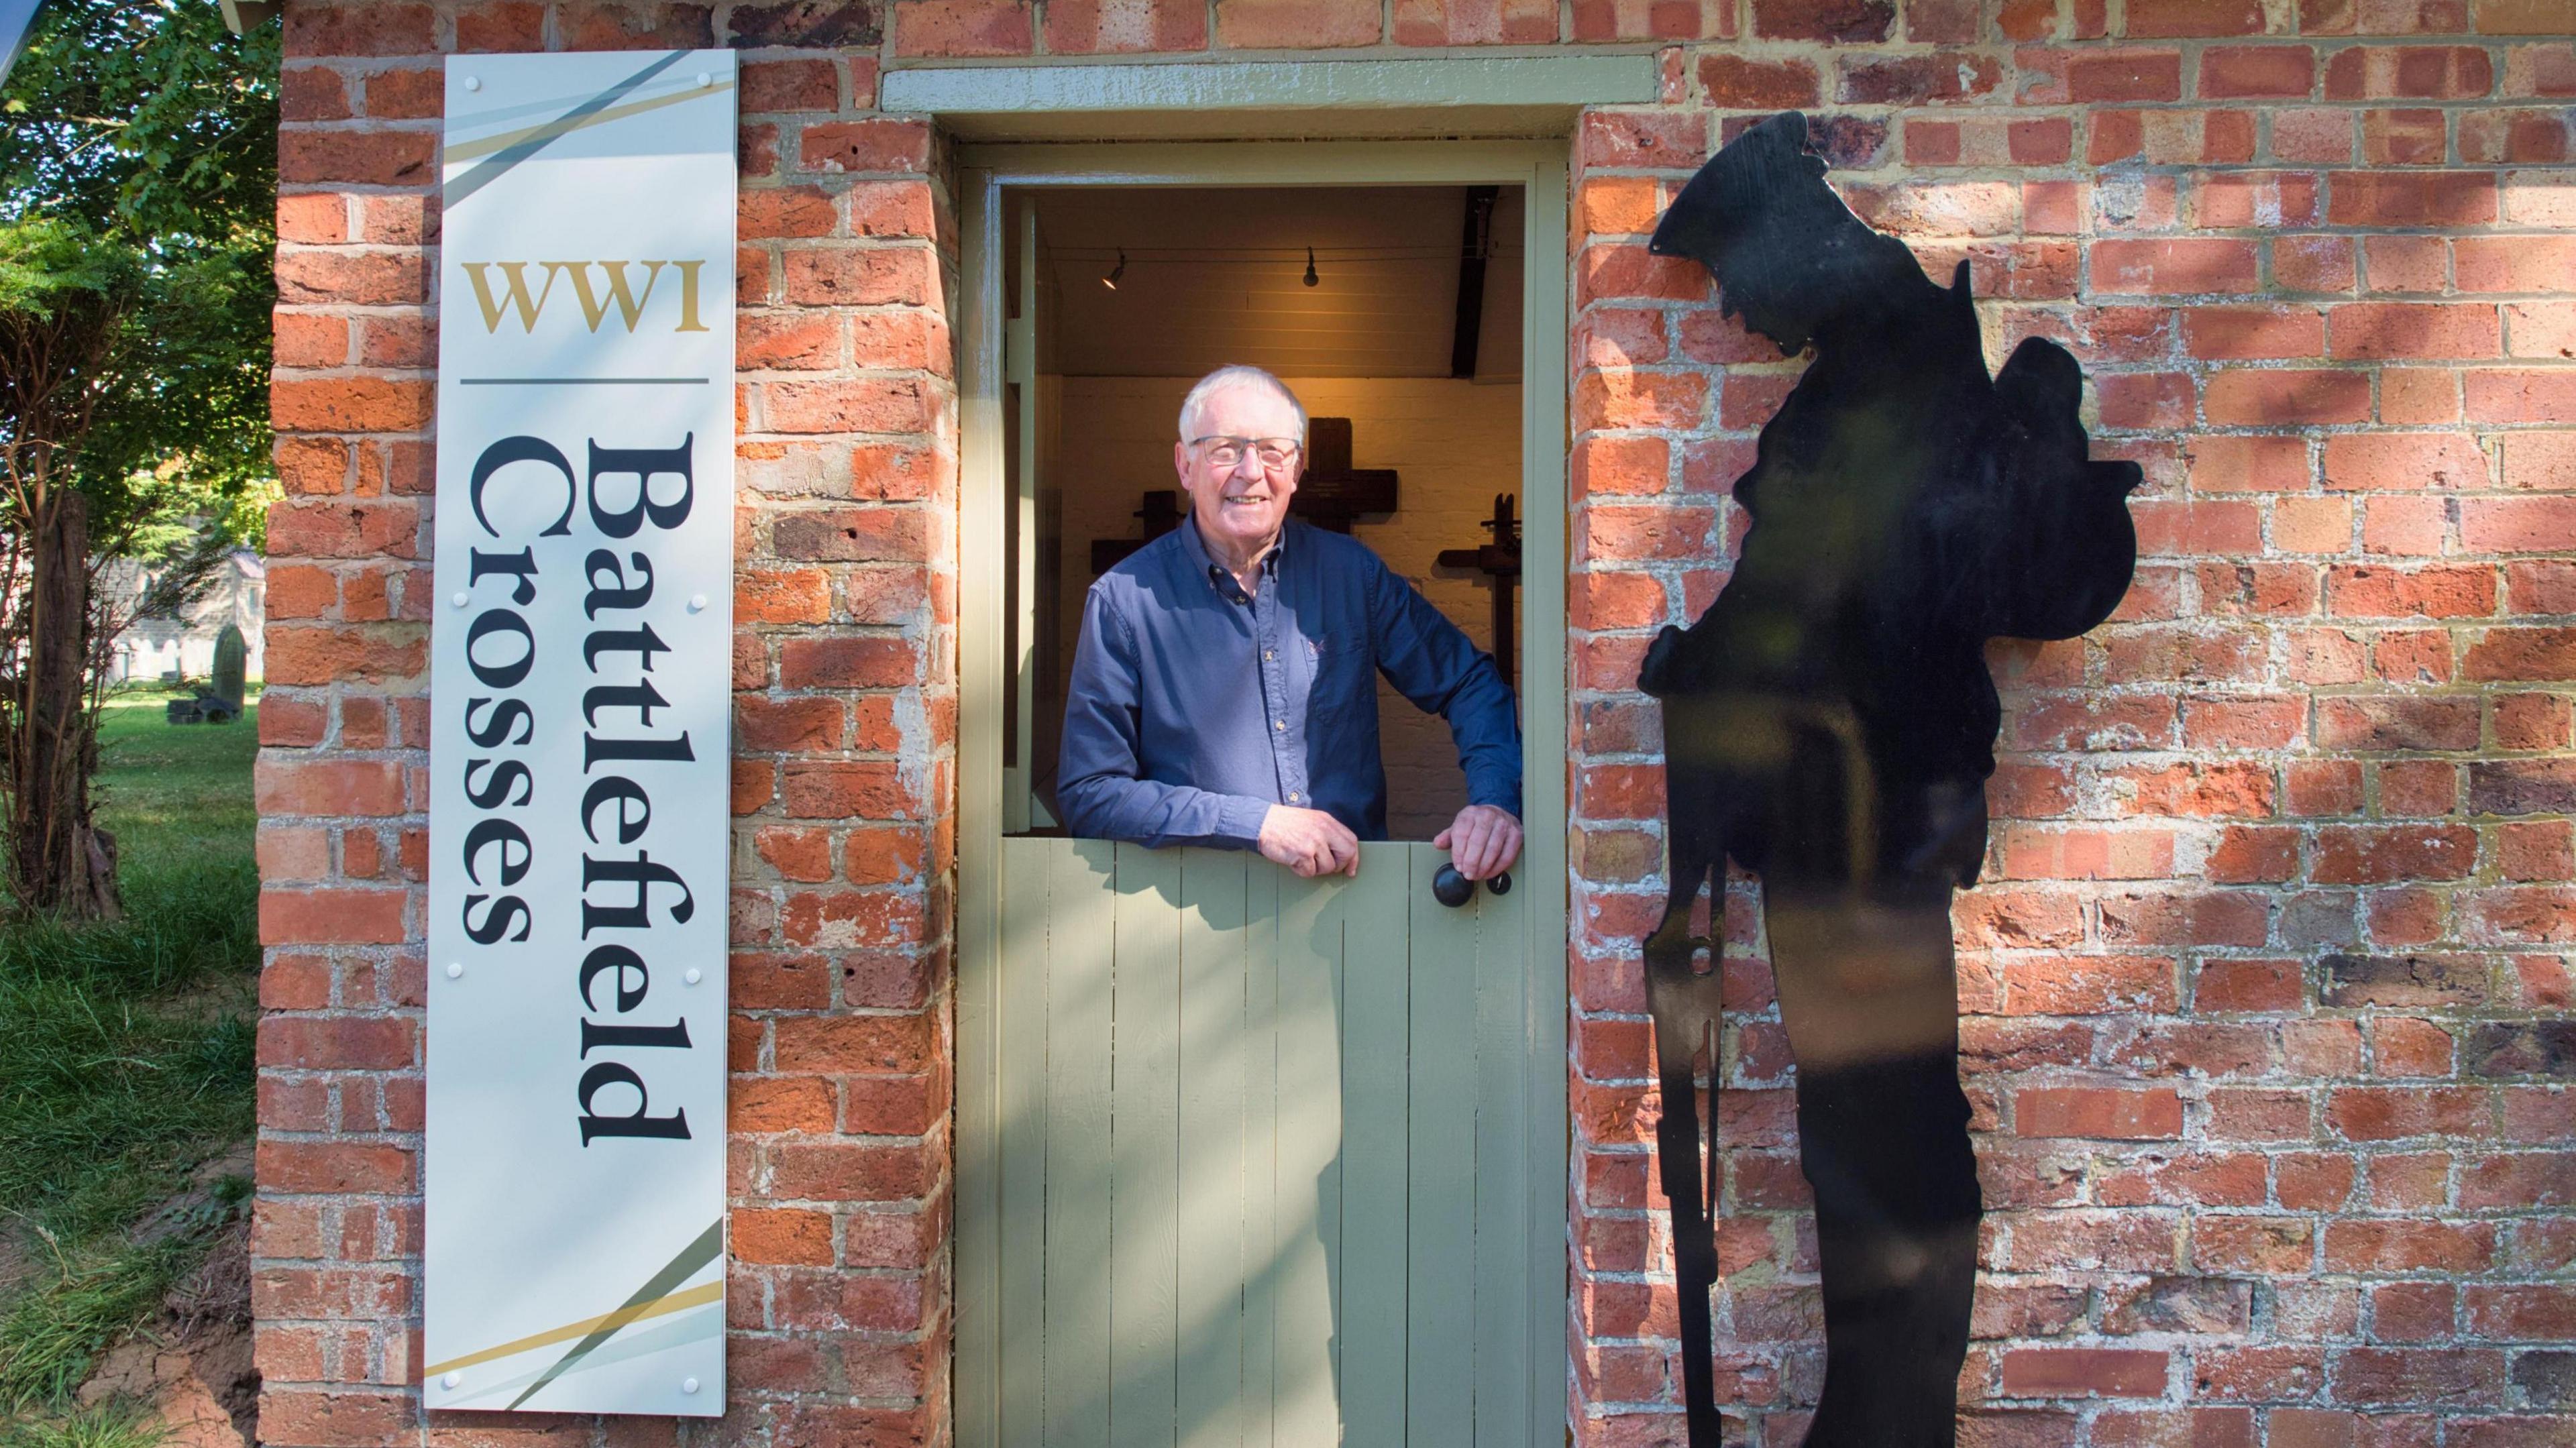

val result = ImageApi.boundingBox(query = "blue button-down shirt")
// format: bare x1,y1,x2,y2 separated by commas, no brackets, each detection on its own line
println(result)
1058,518,1521,848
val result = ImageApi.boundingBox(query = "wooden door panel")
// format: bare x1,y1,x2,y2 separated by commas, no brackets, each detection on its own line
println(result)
993,838,1525,1446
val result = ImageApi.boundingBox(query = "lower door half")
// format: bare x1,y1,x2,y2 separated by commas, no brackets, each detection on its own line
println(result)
989,838,1532,1447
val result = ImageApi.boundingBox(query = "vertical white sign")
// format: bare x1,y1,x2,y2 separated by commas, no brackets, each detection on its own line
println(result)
425,50,735,1417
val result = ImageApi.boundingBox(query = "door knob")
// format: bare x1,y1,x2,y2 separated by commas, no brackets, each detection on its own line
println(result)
1432,864,1511,907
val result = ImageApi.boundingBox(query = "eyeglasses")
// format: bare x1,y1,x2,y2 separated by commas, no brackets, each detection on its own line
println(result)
1189,435,1301,470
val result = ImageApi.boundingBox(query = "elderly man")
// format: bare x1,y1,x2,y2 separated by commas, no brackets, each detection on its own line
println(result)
1057,365,1523,881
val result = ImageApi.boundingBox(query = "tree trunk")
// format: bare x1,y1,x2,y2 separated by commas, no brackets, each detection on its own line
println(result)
15,489,117,918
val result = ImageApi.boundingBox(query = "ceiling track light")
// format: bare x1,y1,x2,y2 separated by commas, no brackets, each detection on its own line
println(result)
1102,247,1126,290
1303,247,1319,288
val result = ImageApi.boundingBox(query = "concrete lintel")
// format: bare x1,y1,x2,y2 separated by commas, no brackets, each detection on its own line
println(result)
881,54,1658,130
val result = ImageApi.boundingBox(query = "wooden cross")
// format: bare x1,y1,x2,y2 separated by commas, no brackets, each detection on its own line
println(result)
1289,416,1399,533
1435,492,1520,690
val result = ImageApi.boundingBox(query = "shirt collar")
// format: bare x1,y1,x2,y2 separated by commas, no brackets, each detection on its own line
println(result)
1179,515,1289,588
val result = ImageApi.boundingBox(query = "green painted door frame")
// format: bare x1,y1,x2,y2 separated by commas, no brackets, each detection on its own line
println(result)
945,70,1613,1441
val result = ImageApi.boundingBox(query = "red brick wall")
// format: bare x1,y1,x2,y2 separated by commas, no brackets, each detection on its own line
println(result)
259,1,2575,1445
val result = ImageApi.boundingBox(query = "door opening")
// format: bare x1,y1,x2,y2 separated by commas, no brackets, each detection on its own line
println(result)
1002,184,1527,844
955,144,1572,1448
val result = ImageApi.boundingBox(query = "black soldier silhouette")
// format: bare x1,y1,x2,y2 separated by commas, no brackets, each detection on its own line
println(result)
1637,112,2141,1447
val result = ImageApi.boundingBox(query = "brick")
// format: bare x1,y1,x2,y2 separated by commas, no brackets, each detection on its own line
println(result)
741,312,840,371
2094,238,2261,295
2473,759,2576,816
2364,235,2449,294
278,130,436,187
2328,303,2502,359
731,61,837,116
2328,170,2500,226
2017,1087,2186,1138
779,634,918,689
768,1140,935,1201
2325,564,2497,618
1838,51,2004,105
740,186,837,241
2475,0,2576,30
1569,0,1731,38
2468,368,2576,423
891,0,1034,54
2465,627,2576,681
1749,0,1892,41
781,761,919,820
763,376,941,435
1212,0,1382,46
261,887,406,946
2184,306,2326,359
2326,44,2498,99
282,3,433,54
2275,233,2358,293
2065,48,2190,101
2363,106,2449,164
2459,236,2576,293
1578,245,1709,307
798,120,930,174
272,378,434,435
2316,824,2478,883
258,1016,415,1071
1999,1347,2170,1396
2205,369,2371,424
737,695,844,755
2462,106,2576,164
2188,435,2310,493
732,1207,835,1267
1697,54,1821,108
2202,44,2317,97
1045,0,1207,49
1578,111,1707,169
2329,1084,2492,1140
2334,1347,2505,1405
722,0,874,44
255,759,406,817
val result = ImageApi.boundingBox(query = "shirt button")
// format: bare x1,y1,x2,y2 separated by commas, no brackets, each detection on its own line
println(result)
1288,791,1299,801
1264,650,1275,661
1274,720,1285,730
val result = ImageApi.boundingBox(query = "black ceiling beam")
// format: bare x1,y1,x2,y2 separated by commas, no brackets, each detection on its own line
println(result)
1448,185,1499,380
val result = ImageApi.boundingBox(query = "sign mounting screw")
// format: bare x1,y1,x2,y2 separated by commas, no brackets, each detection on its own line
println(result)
682,1377,700,1394
445,962,464,979
688,594,708,612
695,72,712,88
462,76,480,93
442,1372,462,1388
684,967,703,986
451,591,469,608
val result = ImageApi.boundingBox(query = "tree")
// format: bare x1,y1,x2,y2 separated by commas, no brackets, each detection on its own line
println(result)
0,0,276,915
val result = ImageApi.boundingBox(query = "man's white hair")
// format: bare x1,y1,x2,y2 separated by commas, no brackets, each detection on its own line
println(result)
1178,364,1307,446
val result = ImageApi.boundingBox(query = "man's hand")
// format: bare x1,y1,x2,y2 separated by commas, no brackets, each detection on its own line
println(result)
1258,804,1361,879
1435,804,1523,882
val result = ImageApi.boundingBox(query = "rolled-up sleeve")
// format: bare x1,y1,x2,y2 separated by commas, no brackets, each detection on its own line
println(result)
1056,583,1274,849
1367,557,1523,820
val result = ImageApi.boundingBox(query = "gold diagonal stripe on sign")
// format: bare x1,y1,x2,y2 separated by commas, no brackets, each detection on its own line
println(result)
506,1218,726,1408
425,1280,722,1378
443,80,734,165
443,49,690,210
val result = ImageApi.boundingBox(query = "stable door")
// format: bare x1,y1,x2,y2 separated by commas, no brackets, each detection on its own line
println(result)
956,143,1571,1448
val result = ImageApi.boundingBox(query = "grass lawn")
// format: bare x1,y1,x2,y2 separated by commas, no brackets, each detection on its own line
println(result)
0,688,260,1431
